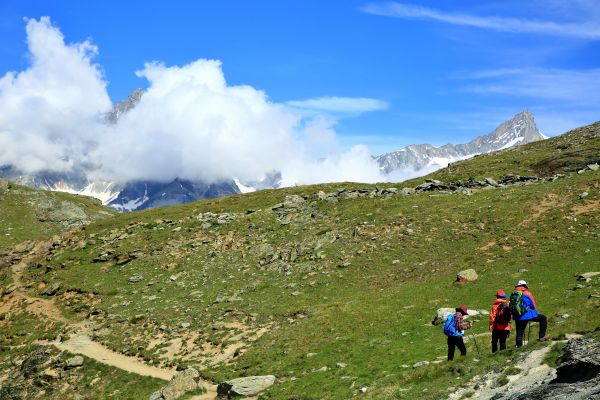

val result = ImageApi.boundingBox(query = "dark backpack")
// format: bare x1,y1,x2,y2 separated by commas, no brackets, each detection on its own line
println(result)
495,302,511,325
443,314,458,336
509,290,526,318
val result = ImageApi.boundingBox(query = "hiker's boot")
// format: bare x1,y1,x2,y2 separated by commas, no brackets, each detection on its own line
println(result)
539,335,550,342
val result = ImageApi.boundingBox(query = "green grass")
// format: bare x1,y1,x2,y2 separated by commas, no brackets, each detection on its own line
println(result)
1,120,599,399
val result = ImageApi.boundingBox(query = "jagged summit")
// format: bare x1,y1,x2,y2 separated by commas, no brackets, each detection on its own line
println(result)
376,110,546,174
106,88,144,123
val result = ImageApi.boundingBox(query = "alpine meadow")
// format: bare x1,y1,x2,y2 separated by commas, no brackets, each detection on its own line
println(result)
1,2,600,400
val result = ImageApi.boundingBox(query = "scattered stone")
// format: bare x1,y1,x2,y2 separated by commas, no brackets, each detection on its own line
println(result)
306,352,317,358
578,272,600,282
413,361,429,368
588,163,599,171
128,275,143,284
580,192,589,199
359,386,368,393
456,268,478,283
283,195,306,209
336,362,347,369
65,355,84,368
41,282,61,296
484,177,499,187
314,366,328,373
180,322,191,329
217,375,276,397
171,227,181,233
433,308,456,325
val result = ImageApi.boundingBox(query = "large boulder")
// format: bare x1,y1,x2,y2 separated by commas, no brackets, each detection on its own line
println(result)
217,375,276,397
149,368,201,400
456,269,478,283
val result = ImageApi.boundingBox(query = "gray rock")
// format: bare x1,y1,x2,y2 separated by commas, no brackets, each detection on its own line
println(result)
432,308,456,325
578,272,600,282
456,268,478,283
588,163,599,171
217,375,276,397
484,177,499,186
65,355,84,368
413,361,429,368
155,368,201,400
180,322,191,329
128,275,143,284
400,187,415,195
336,362,347,369
42,282,61,296
314,366,328,372
579,192,589,199
283,195,306,209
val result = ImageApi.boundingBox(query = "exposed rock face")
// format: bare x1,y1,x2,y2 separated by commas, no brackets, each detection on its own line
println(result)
217,375,276,397
106,88,144,123
149,368,202,400
456,269,478,283
376,110,545,174
503,338,600,400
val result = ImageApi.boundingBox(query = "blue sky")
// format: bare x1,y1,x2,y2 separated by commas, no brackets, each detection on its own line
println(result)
1,0,599,155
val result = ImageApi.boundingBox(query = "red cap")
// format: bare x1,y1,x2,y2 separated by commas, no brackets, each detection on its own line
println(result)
457,305,469,315
497,290,507,298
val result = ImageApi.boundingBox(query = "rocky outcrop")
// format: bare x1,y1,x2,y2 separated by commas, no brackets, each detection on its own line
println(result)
149,368,204,400
217,375,276,397
501,337,600,400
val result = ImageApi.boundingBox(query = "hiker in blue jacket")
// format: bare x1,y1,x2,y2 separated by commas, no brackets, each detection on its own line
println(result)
444,306,472,361
512,280,548,347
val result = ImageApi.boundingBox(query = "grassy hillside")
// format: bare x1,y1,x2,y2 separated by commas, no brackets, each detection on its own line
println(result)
1,122,599,399
0,179,116,250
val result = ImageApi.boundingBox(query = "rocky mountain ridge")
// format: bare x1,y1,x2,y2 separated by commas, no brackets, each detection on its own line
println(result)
376,110,546,174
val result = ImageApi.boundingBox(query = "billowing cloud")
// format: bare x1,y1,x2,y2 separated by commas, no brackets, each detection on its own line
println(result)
0,18,389,187
361,2,600,40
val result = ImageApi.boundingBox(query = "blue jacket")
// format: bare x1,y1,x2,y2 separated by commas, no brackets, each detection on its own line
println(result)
514,289,539,321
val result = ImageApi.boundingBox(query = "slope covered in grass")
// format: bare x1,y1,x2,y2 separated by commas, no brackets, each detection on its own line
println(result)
1,121,599,399
0,179,116,251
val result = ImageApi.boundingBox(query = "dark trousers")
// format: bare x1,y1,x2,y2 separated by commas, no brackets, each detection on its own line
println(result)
515,314,547,347
491,330,510,353
447,336,467,361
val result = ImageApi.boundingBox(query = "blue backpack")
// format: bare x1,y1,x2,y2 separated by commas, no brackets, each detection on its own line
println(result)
443,313,458,336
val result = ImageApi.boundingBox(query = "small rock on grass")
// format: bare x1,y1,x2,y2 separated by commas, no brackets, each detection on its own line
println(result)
65,355,84,368
413,361,429,368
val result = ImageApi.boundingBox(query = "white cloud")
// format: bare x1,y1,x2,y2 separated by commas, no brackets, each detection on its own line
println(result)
286,96,388,116
0,17,388,187
0,17,111,174
361,2,600,40
462,68,600,103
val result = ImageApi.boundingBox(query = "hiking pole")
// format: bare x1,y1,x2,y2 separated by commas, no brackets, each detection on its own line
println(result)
528,322,531,345
471,332,480,356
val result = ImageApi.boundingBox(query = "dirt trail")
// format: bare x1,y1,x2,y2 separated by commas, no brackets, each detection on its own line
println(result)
5,240,222,398
448,344,558,400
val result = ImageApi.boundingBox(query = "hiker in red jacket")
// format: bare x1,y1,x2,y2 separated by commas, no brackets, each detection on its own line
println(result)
489,290,511,352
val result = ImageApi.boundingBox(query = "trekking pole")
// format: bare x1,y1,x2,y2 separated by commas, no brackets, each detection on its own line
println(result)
470,332,480,356
528,322,531,344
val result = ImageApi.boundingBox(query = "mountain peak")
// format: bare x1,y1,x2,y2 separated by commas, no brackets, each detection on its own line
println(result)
376,110,546,175
106,88,145,123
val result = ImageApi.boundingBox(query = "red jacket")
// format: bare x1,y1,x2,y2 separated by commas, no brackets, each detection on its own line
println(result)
490,299,511,331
